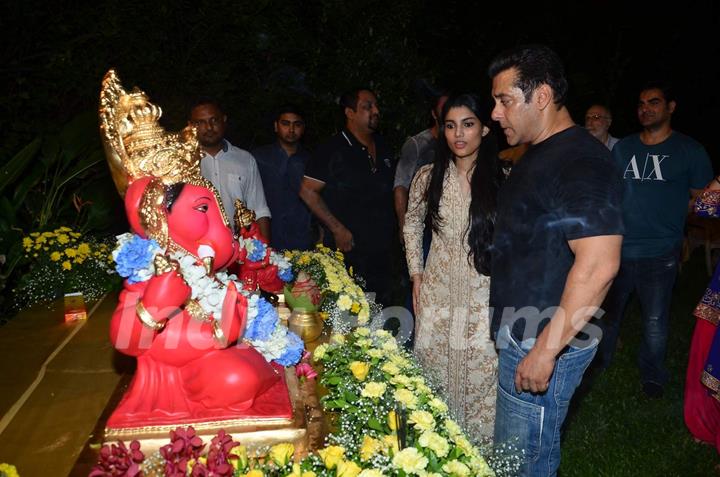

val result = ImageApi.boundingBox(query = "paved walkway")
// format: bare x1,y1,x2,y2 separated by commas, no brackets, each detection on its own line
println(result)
0,293,126,476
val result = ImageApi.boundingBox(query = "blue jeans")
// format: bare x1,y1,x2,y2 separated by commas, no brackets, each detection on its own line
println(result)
597,249,679,385
494,326,598,477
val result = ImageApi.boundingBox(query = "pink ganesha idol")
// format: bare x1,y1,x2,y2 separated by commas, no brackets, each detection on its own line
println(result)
98,70,303,432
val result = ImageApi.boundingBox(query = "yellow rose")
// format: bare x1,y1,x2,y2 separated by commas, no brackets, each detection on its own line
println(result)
358,470,385,477
336,460,362,477
393,388,418,409
64,247,77,257
50,251,62,261
361,381,387,399
418,431,450,458
392,447,428,474
318,445,345,469
359,435,382,461
312,344,328,362
358,308,369,323
269,442,294,466
62,261,72,270
349,361,370,381
382,433,400,455
243,470,264,477
387,410,397,430
302,472,317,477
229,444,248,470
330,334,345,344
441,460,471,476
409,410,435,431
367,349,383,359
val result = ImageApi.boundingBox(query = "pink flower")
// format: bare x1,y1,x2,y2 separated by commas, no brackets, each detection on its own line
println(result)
296,362,318,380
90,440,144,476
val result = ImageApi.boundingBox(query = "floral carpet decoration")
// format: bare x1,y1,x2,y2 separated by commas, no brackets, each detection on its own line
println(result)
92,327,495,476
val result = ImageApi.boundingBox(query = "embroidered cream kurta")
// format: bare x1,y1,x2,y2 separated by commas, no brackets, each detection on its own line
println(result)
404,162,497,439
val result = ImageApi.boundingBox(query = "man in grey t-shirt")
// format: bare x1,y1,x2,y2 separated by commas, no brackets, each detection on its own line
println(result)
393,93,449,244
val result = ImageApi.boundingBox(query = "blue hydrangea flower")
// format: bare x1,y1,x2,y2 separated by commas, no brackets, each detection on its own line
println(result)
115,236,161,284
245,296,278,341
247,239,267,262
278,266,294,282
274,331,304,366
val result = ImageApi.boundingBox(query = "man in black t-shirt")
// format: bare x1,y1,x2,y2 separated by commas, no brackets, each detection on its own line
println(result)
300,88,396,305
488,45,624,476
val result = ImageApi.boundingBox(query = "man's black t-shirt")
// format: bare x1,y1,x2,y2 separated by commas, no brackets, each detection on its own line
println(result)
489,126,624,342
304,128,396,254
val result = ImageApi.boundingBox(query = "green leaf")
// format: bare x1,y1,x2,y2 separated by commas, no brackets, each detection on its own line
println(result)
368,417,384,431
0,138,41,194
326,376,342,385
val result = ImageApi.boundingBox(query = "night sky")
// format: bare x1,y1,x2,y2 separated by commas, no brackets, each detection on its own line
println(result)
1,0,718,162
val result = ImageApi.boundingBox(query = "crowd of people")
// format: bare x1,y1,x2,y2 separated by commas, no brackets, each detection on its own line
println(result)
189,44,716,476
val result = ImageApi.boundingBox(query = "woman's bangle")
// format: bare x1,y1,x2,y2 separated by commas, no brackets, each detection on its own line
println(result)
136,301,166,332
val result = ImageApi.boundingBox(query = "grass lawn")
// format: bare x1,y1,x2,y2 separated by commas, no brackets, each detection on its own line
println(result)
560,249,720,476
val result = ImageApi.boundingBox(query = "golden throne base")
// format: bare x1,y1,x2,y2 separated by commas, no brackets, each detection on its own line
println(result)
102,367,323,457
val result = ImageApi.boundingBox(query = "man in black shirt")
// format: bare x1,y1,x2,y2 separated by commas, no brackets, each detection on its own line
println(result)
300,88,396,305
488,45,623,476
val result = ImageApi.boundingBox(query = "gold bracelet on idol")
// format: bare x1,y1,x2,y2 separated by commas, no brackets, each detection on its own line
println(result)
136,301,167,332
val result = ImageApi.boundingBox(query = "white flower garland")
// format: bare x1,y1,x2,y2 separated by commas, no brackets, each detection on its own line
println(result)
112,233,299,363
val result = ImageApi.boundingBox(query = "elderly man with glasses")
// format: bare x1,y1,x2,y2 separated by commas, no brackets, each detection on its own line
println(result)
585,104,620,150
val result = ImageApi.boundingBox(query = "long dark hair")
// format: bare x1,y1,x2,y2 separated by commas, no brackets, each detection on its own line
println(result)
425,94,501,276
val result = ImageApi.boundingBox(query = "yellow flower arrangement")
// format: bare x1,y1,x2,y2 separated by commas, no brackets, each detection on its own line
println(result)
14,227,119,311
285,245,379,330
92,326,505,476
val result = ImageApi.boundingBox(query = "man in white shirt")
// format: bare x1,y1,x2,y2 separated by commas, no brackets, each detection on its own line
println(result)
189,99,271,239
584,104,620,150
